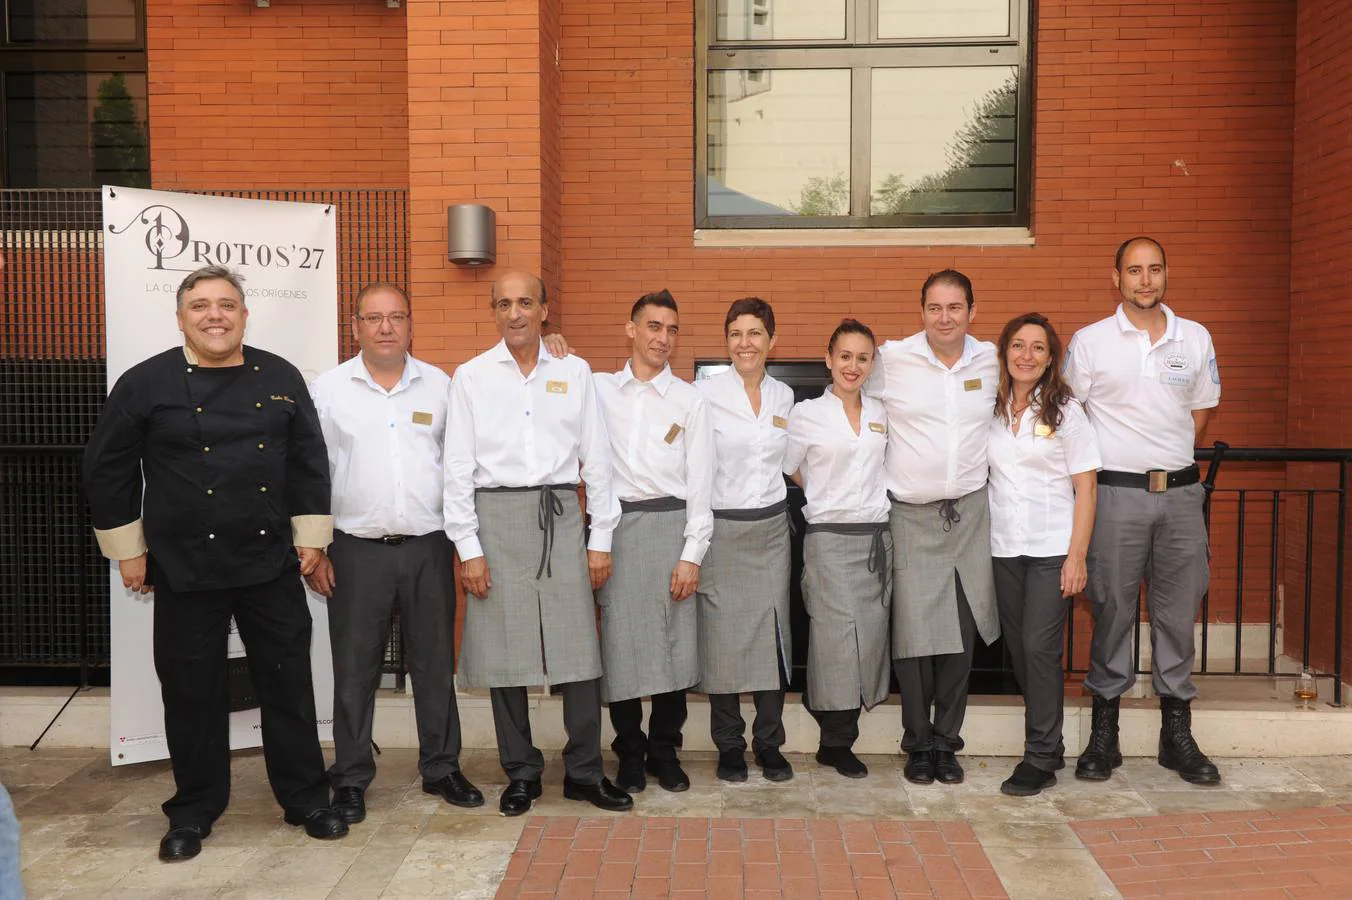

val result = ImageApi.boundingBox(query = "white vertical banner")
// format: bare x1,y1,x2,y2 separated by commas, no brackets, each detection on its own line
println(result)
101,186,338,766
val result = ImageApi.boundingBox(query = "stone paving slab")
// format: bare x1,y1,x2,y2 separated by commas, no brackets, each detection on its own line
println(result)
494,815,1009,900
1072,803,1352,899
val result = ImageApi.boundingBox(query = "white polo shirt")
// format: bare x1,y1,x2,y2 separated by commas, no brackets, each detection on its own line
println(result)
696,366,794,510
987,398,1102,558
443,340,620,561
594,362,715,565
311,353,449,539
1064,304,1220,474
865,331,1000,504
783,389,890,525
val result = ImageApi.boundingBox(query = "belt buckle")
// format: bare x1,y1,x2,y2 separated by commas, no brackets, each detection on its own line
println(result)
1147,470,1169,493
380,535,406,545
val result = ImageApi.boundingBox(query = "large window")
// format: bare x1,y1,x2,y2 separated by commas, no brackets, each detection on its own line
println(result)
1,0,149,188
697,0,1031,230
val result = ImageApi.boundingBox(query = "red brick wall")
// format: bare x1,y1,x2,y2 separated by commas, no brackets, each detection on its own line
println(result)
145,0,408,190
555,0,1296,463
1286,0,1352,675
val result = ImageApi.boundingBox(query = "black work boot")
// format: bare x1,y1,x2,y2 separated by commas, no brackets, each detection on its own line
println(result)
1074,693,1123,781
1158,696,1221,785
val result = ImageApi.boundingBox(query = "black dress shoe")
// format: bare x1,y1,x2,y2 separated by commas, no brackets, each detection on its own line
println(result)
1000,761,1057,797
755,748,794,782
903,751,936,785
646,758,690,793
283,807,350,840
816,746,868,779
934,750,964,784
423,771,486,808
332,786,366,824
716,749,748,783
499,779,543,817
616,755,646,793
158,824,208,862
563,776,634,812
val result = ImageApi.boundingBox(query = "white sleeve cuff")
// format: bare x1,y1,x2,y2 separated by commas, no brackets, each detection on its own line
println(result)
456,535,484,562
586,529,613,553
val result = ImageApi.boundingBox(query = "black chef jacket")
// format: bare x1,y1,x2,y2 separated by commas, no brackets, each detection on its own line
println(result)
83,345,332,593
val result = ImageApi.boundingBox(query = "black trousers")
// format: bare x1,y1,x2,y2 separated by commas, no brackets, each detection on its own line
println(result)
609,690,688,763
810,707,861,749
994,555,1069,771
893,572,978,753
153,571,329,829
327,531,463,790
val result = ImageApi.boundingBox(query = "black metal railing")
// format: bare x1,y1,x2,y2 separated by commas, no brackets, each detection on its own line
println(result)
1060,447,1349,706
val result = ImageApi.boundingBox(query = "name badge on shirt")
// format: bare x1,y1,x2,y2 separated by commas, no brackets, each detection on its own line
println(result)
270,394,294,404
664,423,683,444
1034,423,1054,438
411,411,433,426
546,380,568,394
772,415,788,429
1159,372,1191,387
868,421,885,434
963,378,982,392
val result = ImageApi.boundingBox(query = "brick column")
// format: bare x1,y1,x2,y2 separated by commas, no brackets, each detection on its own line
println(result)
406,0,562,369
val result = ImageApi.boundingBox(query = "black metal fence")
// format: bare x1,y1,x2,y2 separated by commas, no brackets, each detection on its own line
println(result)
0,187,409,683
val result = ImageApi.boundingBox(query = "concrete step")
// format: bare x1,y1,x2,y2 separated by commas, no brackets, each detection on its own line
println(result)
5,677,1348,760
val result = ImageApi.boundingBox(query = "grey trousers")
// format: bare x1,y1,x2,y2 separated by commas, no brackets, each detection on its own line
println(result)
1085,483,1209,701
708,690,786,755
490,679,604,784
893,572,977,753
327,531,463,789
994,555,1069,772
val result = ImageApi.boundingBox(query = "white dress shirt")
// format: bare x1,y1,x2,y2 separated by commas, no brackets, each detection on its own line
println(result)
443,340,620,561
594,362,715,565
783,389,890,525
987,397,1102,557
1064,304,1220,473
865,332,1000,504
696,367,795,509
310,353,449,539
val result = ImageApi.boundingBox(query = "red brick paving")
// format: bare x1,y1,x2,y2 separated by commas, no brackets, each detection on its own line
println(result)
496,816,1010,899
1073,803,1352,899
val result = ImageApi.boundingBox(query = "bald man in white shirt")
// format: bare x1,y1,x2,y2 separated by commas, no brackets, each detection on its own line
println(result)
1064,237,1222,786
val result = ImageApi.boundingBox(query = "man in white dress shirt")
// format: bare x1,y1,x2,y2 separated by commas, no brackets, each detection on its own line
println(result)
307,283,482,824
593,290,714,794
1064,237,1222,785
443,271,632,816
866,269,1001,787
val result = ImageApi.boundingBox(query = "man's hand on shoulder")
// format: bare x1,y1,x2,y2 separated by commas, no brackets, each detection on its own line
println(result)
542,333,572,359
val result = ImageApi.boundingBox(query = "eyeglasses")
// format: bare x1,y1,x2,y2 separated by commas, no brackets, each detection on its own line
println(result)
354,312,411,326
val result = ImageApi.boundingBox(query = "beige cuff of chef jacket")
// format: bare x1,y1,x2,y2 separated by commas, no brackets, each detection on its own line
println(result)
94,520,148,561
291,515,333,550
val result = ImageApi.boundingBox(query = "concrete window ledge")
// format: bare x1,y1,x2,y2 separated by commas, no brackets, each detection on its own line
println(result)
693,227,1035,249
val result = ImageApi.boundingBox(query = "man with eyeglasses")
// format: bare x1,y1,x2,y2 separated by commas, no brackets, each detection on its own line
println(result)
307,283,483,824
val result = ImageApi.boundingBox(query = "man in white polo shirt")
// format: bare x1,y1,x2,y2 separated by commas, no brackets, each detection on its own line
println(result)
866,269,1002,787
1064,236,1222,785
307,283,482,823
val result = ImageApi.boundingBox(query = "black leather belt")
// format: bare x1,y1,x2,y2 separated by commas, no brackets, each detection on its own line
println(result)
346,533,413,545
1097,464,1200,493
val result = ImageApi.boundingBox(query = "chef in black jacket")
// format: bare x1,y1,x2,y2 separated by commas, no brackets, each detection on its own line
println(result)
83,265,347,862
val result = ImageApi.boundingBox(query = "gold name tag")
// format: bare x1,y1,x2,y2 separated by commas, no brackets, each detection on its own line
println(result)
664,423,683,444
772,415,788,429
270,394,294,404
546,380,568,394
868,422,885,434
412,411,433,426
963,378,982,392
1034,423,1054,437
